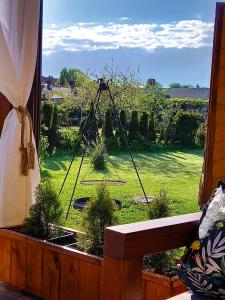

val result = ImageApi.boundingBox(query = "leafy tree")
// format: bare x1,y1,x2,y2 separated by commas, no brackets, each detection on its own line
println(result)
59,67,86,87
169,82,194,88
128,111,139,142
139,112,149,138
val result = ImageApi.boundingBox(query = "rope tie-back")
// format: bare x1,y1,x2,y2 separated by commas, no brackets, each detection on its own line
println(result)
14,106,35,176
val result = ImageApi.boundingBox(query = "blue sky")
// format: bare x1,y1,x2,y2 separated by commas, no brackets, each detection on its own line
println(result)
43,0,218,87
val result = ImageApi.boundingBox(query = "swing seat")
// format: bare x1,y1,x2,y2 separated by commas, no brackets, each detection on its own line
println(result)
80,179,126,186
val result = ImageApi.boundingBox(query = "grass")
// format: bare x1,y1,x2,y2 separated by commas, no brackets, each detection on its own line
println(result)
41,148,203,230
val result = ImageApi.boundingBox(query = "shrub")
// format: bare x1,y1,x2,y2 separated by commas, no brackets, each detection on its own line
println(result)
23,181,63,240
139,112,149,138
79,108,98,146
130,136,152,151
39,134,49,165
148,189,170,219
173,111,201,146
90,137,107,170
57,128,80,151
128,111,139,142
143,189,175,274
102,109,114,139
195,122,206,148
148,112,156,141
41,102,58,153
118,110,127,148
77,182,118,256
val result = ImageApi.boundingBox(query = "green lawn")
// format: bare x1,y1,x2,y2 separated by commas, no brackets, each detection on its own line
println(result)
42,148,203,230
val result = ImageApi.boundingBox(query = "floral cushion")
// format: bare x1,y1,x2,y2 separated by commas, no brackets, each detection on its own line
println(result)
176,181,225,298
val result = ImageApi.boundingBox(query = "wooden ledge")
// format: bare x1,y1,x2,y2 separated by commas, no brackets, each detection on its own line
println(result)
104,212,201,260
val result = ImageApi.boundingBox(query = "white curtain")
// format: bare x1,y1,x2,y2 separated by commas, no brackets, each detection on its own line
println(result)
0,0,40,227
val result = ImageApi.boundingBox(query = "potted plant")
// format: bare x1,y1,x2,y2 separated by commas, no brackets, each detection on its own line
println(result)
76,181,118,256
0,180,102,299
142,189,187,299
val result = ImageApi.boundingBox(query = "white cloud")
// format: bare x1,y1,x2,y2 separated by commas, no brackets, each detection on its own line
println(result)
120,17,131,21
43,20,214,55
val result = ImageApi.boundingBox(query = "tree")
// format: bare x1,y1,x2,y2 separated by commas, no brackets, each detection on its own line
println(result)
169,82,194,88
59,67,86,87
148,112,156,141
128,111,139,142
41,102,58,153
103,109,114,139
139,112,149,138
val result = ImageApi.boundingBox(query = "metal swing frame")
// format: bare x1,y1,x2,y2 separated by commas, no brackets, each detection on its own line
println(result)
59,78,149,219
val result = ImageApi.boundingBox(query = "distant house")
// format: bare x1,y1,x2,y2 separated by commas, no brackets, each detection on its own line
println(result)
165,88,209,100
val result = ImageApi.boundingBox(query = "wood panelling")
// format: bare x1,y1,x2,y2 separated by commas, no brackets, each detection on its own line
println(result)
142,272,187,300
26,240,43,296
0,232,11,283
201,4,225,204
11,237,26,289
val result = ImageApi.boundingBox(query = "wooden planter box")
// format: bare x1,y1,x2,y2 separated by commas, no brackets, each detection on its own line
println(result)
0,228,102,300
142,271,187,300
0,228,187,300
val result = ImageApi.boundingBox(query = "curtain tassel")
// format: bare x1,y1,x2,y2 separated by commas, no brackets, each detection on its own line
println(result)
15,106,35,176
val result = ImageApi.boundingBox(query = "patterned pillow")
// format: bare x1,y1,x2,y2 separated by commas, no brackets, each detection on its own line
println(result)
176,181,225,299
176,221,225,298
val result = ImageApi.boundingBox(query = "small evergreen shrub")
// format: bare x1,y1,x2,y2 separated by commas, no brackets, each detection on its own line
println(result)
173,111,200,146
23,181,63,240
143,189,175,274
79,108,98,145
139,112,149,138
148,112,156,141
103,109,114,139
41,102,58,153
128,111,139,142
90,137,107,170
39,134,49,165
195,122,206,148
77,182,118,256
118,110,127,148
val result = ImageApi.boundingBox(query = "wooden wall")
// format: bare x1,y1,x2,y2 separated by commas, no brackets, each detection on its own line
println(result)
202,4,225,203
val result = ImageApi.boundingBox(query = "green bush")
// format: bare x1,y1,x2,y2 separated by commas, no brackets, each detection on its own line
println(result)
90,138,107,170
39,134,49,165
118,110,127,148
130,136,152,151
143,189,175,274
173,111,201,146
77,182,118,256
139,112,149,138
57,128,80,151
148,112,156,141
79,108,98,145
23,181,63,240
103,109,114,139
41,102,59,153
128,111,139,142
195,122,206,148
